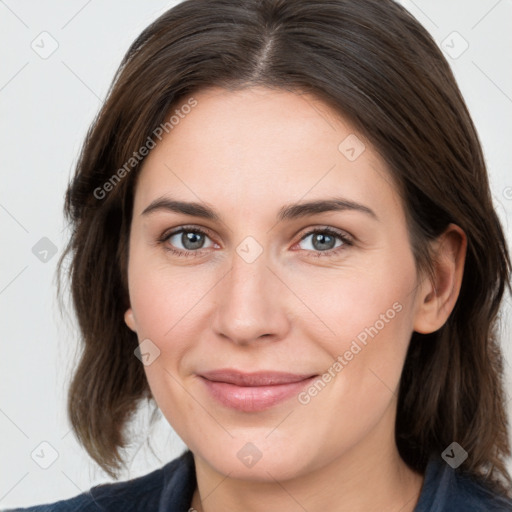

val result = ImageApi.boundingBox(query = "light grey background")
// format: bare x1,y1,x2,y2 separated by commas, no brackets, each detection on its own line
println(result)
1,0,511,508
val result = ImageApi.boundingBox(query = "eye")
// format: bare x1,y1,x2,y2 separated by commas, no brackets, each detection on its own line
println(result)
158,226,216,256
158,225,352,258
296,227,352,257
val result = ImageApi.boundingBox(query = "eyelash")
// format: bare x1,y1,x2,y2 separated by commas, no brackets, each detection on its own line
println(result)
157,225,353,259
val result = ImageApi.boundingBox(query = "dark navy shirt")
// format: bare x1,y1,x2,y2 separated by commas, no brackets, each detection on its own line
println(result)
5,450,512,511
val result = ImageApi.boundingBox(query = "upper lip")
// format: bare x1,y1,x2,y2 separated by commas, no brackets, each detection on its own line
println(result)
199,369,317,387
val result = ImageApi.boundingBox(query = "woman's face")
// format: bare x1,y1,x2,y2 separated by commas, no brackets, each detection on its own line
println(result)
125,86,429,480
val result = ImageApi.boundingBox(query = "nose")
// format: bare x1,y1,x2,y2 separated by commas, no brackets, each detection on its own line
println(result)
210,249,291,346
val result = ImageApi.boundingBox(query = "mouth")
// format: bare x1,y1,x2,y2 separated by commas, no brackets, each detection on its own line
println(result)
198,369,318,412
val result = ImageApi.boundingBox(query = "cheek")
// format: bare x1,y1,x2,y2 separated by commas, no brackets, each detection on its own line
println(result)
306,252,415,348
126,247,219,404
126,253,201,426
295,284,414,451
127,245,213,341
306,254,417,399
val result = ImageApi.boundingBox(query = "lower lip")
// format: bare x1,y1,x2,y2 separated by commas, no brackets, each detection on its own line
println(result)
200,376,316,412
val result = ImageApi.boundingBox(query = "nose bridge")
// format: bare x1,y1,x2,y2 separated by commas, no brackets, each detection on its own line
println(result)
211,243,288,344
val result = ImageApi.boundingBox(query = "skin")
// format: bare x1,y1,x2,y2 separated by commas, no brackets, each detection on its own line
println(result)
124,86,467,512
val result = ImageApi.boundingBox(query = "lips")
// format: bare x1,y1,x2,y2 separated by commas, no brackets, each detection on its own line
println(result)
198,369,317,412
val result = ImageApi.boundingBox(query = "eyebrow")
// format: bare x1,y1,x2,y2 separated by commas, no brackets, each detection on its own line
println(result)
141,196,378,222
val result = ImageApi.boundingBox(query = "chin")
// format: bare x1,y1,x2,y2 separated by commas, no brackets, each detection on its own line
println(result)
191,436,320,482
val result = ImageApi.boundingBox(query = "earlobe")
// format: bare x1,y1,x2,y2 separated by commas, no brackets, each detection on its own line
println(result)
413,224,467,334
124,308,137,332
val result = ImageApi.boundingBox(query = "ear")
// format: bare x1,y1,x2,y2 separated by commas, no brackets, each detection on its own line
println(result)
413,223,467,334
124,307,137,332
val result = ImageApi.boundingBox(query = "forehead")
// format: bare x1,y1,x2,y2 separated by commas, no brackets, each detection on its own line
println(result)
133,86,403,224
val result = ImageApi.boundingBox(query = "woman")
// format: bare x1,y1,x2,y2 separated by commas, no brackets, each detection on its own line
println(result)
7,0,512,510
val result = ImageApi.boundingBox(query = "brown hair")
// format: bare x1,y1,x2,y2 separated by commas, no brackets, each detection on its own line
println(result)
58,0,512,496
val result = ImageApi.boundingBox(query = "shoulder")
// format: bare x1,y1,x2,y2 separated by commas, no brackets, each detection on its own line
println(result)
416,455,512,511
2,492,98,512
3,450,196,512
